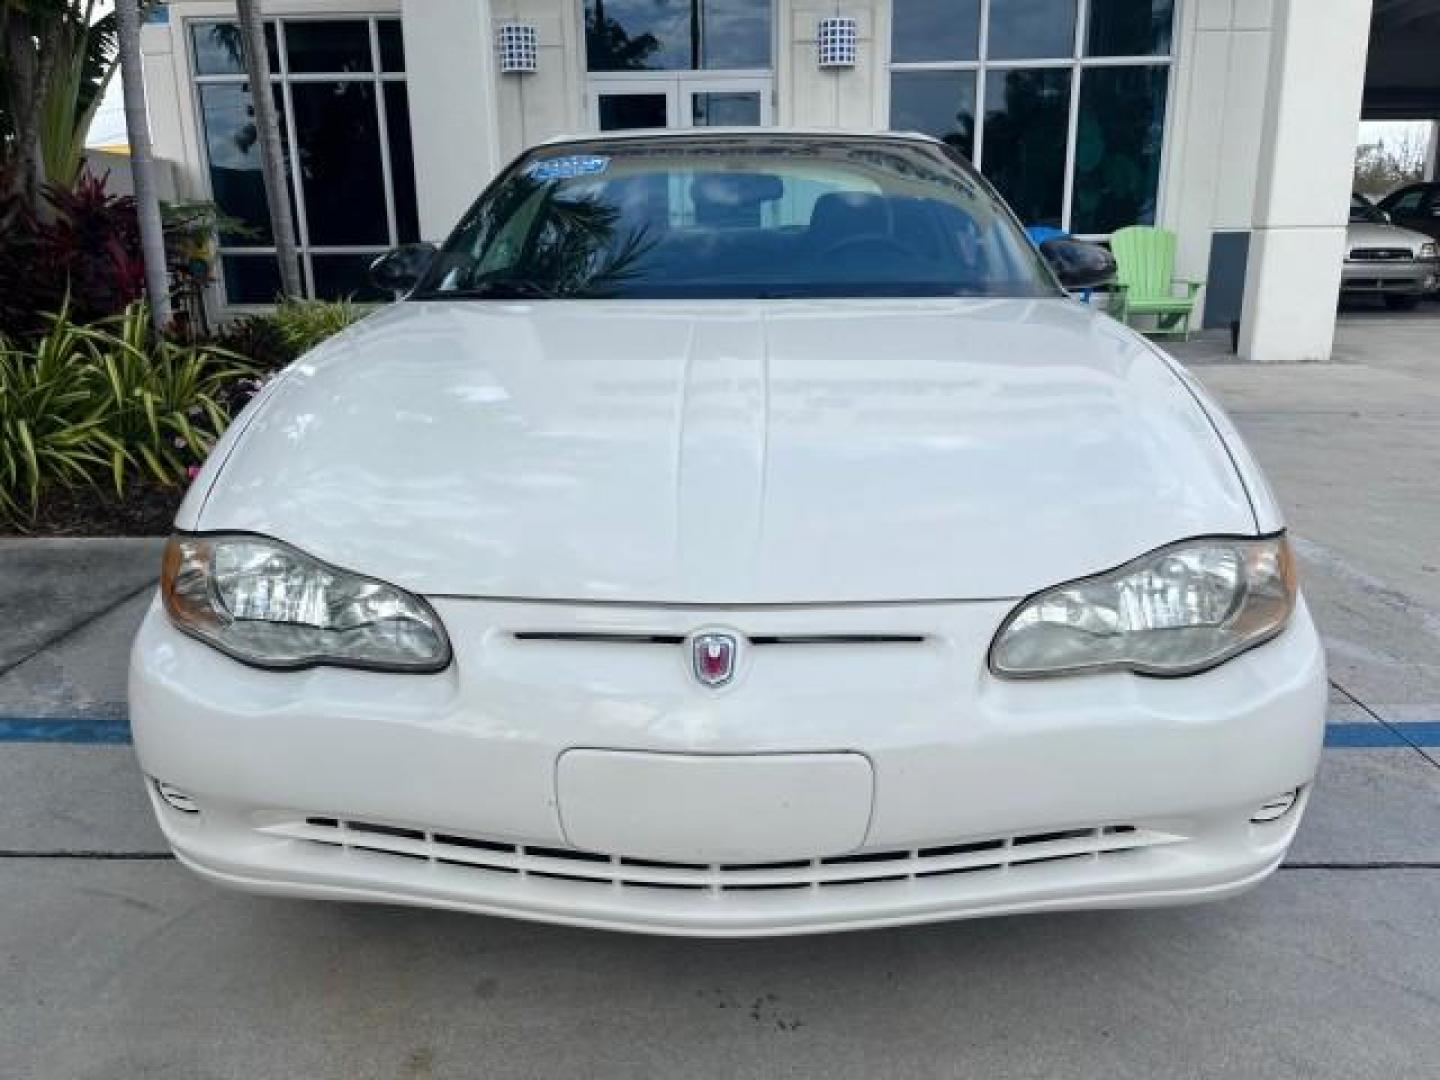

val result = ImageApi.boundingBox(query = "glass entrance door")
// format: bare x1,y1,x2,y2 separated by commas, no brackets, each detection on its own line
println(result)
591,75,771,131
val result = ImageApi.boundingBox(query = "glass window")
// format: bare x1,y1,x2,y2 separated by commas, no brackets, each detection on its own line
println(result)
987,0,1077,60
584,0,772,71
982,69,1071,227
285,19,373,74
385,84,421,243
700,0,771,68
891,0,980,63
599,92,672,131
378,19,406,72
1086,0,1173,57
416,135,1057,301
1070,65,1169,234
198,82,292,245
191,21,278,76
692,92,762,126
290,82,388,245
889,1,1175,234
222,254,293,304
890,71,977,159
1381,188,1426,213
194,17,450,303
312,253,389,301
585,0,691,71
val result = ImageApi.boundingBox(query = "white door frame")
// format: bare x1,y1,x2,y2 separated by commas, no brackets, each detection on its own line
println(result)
588,71,774,130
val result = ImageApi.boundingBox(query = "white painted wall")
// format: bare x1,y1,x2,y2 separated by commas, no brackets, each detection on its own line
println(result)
490,0,585,162
402,0,503,239
780,2,884,129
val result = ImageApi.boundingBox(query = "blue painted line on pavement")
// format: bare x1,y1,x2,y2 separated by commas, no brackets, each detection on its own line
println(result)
1324,722,1440,748
0,717,132,744
1,716,1439,748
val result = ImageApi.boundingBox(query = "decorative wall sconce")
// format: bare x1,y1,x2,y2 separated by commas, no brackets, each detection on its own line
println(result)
817,17,858,68
496,23,539,74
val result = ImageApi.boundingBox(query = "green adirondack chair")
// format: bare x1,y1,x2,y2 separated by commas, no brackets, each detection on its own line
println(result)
1108,226,1202,339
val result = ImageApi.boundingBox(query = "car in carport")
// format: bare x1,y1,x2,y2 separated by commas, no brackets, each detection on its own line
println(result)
1343,193,1438,309
1377,182,1440,246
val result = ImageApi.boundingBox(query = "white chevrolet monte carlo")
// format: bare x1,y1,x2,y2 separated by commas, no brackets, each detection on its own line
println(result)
131,131,1326,937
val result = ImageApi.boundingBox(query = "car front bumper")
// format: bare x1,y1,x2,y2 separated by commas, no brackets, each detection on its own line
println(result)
1341,259,1438,294
130,594,1327,937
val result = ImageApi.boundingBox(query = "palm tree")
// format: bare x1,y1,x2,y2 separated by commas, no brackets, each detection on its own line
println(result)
114,0,170,330
235,0,301,299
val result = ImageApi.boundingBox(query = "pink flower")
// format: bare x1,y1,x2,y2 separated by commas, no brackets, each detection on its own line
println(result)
187,466,202,480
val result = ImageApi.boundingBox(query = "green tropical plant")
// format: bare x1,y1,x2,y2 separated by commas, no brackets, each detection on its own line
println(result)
0,302,254,523
77,303,252,489
0,304,113,519
270,297,370,356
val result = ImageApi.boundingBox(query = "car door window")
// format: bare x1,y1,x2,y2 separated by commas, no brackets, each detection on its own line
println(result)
1385,188,1425,215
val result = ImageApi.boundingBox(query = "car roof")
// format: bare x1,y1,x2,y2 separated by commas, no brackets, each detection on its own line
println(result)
537,127,944,147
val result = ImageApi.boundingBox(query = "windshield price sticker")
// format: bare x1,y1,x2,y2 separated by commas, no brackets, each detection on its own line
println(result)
528,155,609,181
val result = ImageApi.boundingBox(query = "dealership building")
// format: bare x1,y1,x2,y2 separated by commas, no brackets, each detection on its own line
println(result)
139,1,1418,361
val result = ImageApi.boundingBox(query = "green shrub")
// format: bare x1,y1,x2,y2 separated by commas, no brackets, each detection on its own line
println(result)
271,297,370,357
208,298,372,376
0,303,254,523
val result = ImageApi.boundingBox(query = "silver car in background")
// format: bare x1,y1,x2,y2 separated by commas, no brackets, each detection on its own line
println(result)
1342,193,1438,310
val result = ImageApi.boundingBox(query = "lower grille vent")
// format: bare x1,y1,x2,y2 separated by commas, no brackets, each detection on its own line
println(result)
261,817,1182,894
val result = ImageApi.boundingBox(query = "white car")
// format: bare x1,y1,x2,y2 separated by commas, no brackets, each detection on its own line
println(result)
132,131,1326,937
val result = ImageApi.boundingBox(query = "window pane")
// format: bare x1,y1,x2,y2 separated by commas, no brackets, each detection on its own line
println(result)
198,82,293,245
1086,0,1173,56
221,254,297,304
192,21,278,76
987,0,1077,60
692,92,762,126
890,71,976,159
701,0,771,68
290,82,388,245
378,19,406,71
891,0,979,62
1071,65,1169,234
585,0,691,71
285,20,374,74
312,253,388,301
385,84,421,243
599,92,672,130
982,68,1070,228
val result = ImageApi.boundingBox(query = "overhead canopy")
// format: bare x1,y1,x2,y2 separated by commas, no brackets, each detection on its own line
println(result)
1365,0,1440,119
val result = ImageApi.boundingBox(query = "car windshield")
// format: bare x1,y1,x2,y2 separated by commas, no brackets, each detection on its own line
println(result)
414,135,1059,301
1350,195,1386,224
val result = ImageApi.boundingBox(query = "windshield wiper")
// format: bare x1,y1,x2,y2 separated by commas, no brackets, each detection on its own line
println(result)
415,279,563,301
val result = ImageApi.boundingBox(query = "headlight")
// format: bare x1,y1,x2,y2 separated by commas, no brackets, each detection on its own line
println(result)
990,536,1296,678
1420,242,1438,260
161,534,451,672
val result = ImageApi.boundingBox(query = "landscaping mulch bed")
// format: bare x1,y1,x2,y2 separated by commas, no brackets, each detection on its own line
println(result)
1,482,186,538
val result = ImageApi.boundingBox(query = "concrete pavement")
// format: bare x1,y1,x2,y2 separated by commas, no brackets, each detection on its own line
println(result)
1,314,1437,1078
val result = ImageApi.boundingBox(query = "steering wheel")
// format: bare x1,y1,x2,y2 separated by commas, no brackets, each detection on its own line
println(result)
818,234,918,264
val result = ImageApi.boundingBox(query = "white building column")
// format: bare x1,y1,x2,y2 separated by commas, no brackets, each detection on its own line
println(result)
401,0,503,241
1238,0,1373,363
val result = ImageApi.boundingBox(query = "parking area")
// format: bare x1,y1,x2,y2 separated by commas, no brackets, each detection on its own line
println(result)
2,318,1438,1079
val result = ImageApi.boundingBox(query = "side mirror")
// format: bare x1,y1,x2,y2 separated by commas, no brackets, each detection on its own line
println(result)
1039,237,1116,290
369,242,438,296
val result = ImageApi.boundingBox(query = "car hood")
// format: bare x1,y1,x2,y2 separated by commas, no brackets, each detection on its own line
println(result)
188,299,1259,603
1346,221,1433,252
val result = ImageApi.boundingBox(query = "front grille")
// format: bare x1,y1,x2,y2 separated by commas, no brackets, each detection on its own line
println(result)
511,632,925,646
1349,247,1414,262
260,817,1183,893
